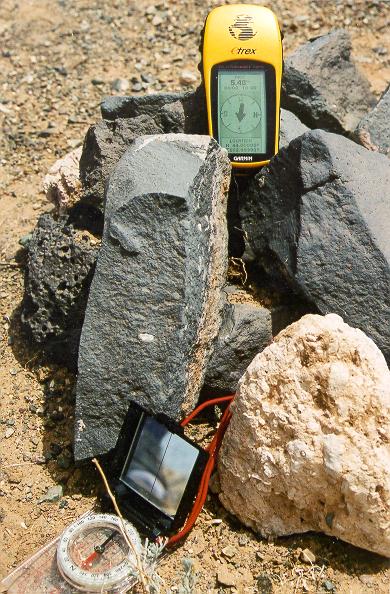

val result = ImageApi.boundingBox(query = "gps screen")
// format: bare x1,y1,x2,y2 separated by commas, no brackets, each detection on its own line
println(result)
217,69,267,155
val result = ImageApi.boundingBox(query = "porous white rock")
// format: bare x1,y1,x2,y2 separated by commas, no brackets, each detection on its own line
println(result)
43,146,82,212
218,313,390,558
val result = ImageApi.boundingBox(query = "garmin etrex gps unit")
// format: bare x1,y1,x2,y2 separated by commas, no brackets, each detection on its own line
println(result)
202,4,283,170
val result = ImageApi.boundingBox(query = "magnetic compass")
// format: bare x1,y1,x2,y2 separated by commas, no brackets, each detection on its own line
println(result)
56,513,141,593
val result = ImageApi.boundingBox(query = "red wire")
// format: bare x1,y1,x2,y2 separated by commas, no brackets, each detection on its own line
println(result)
179,395,235,427
167,395,234,546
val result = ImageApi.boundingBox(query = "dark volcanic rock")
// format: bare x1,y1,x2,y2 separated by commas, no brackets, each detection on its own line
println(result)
240,129,390,362
204,294,272,394
21,213,99,367
355,83,390,156
75,134,230,460
100,86,207,131
80,87,207,208
282,30,375,134
279,109,308,149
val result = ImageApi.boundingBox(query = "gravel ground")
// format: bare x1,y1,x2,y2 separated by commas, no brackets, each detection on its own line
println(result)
0,1,389,592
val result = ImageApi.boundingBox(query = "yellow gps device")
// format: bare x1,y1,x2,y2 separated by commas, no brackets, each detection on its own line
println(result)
202,5,283,170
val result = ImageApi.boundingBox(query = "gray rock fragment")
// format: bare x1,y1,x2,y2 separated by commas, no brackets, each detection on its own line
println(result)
282,29,375,134
204,293,272,394
355,83,390,156
240,129,390,362
75,134,230,460
279,109,308,149
38,485,63,504
21,213,99,367
100,86,206,127
80,88,207,208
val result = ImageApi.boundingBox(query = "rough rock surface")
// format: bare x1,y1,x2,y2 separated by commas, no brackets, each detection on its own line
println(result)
43,147,82,212
204,295,272,394
281,29,375,134
75,134,230,460
279,109,308,149
355,83,390,156
240,129,390,362
80,89,308,210
80,87,207,208
21,213,99,367
218,313,390,558
100,86,207,127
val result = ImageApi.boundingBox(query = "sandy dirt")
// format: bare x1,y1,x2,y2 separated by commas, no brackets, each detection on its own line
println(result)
0,0,390,592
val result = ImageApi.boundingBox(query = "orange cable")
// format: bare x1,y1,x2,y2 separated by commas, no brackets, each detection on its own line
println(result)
167,395,234,546
179,395,235,427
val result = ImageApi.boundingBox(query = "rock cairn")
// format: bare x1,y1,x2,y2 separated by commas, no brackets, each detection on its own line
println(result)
21,30,390,551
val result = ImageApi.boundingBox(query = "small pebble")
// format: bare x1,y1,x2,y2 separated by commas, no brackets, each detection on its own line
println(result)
359,574,375,586
373,46,387,56
22,73,34,84
300,548,316,564
19,233,32,248
38,129,56,138
152,15,163,26
38,485,63,504
111,78,129,92
141,73,155,84
54,66,67,76
179,70,198,85
221,545,236,559
0,104,12,115
4,428,14,439
322,580,336,592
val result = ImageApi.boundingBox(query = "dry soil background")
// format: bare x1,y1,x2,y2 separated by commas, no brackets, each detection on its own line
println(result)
0,1,390,593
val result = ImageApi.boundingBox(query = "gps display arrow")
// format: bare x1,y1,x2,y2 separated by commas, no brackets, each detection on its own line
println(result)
236,102,246,122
